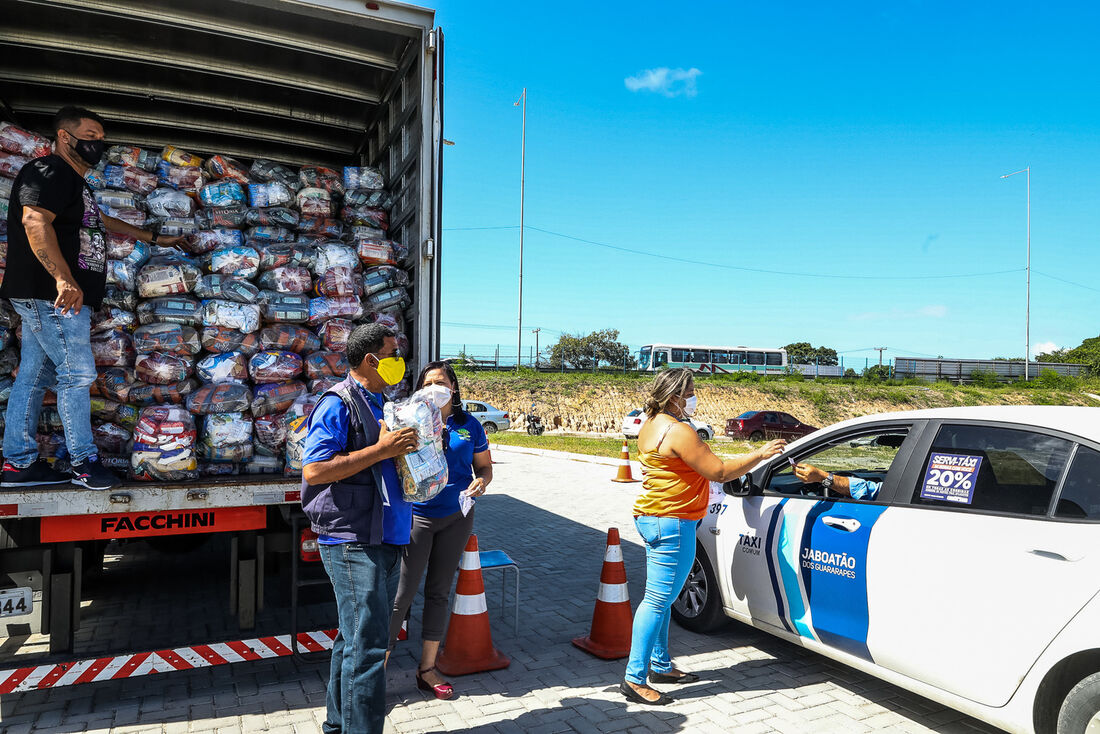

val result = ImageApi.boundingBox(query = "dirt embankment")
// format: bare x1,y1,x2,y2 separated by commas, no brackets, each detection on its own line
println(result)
457,373,1099,434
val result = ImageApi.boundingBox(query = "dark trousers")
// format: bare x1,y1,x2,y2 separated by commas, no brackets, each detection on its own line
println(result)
388,509,474,650
320,542,401,734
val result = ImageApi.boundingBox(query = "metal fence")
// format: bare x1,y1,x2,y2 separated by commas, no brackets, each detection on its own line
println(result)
893,358,1088,383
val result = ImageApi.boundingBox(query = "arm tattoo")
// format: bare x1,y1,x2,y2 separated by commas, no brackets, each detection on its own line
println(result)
33,247,60,277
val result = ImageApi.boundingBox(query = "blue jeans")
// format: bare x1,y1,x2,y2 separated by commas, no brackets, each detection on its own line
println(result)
2,299,97,466
625,516,698,685
320,542,402,734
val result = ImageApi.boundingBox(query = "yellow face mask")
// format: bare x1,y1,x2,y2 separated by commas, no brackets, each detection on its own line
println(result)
374,356,406,386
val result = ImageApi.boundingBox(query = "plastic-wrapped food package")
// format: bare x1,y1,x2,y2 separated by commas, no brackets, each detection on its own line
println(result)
259,292,310,323
259,324,321,354
318,318,353,352
204,155,250,184
84,168,107,191
242,455,282,474
106,233,150,266
249,350,303,383
91,307,137,335
0,376,12,403
296,187,332,217
0,176,12,199
0,122,52,158
132,323,200,356
344,188,393,209
284,415,309,476
257,266,312,294
102,286,137,312
343,166,385,191
199,462,240,476
106,260,136,292
95,190,142,211
91,329,134,368
94,367,136,404
135,352,193,385
161,145,203,168
0,348,16,377
199,181,246,208
131,404,199,481
136,296,202,326
309,296,363,326
0,152,29,179
313,243,358,275
246,226,293,244
151,217,198,238
136,260,200,297
305,351,349,380
287,393,320,425
104,164,158,196
107,145,157,171
195,206,247,229
342,206,389,230
189,228,243,255
39,406,64,434
201,326,261,355
199,413,254,461
316,265,361,297
145,188,194,218
297,217,344,238
0,325,11,352
363,265,410,296
258,244,305,271
309,376,343,394
100,205,147,228
250,159,298,188
37,433,67,461
93,423,132,456
188,382,252,414
254,413,288,450
128,378,198,406
248,182,294,208
194,274,259,303
195,351,249,384
0,300,18,329
156,160,205,192
356,238,402,267
383,390,448,502
253,380,306,417
299,166,344,195
201,299,261,333
365,287,411,316
245,206,298,229
204,246,259,279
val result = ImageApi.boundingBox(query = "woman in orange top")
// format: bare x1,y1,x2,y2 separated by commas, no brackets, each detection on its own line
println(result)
621,368,785,705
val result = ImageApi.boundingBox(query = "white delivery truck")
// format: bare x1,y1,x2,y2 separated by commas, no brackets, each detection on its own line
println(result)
0,0,443,660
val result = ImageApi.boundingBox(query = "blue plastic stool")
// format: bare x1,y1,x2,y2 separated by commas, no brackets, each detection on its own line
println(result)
478,549,519,635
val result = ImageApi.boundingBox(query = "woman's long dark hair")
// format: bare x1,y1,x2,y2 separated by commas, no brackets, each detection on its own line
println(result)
415,360,467,422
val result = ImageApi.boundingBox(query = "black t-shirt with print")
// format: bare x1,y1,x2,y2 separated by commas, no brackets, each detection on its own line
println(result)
1,154,107,308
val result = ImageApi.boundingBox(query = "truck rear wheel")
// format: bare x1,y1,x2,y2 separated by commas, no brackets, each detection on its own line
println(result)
1058,671,1100,734
671,544,726,633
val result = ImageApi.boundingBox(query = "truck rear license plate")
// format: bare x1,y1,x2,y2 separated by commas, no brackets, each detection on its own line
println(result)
0,587,31,617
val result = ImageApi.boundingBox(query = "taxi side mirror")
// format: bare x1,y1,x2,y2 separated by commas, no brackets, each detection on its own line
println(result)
725,474,761,497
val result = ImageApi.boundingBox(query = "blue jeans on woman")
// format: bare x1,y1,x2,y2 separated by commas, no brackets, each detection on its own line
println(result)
625,515,698,685
320,541,402,734
2,299,97,467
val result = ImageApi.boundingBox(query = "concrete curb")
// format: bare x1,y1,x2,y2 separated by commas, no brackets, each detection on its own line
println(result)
489,443,641,470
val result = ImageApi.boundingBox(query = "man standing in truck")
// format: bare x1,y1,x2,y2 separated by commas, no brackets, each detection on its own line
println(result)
301,322,418,734
0,106,182,490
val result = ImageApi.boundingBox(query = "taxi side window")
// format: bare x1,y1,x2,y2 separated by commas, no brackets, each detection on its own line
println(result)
1055,446,1100,520
766,429,909,497
909,424,1072,516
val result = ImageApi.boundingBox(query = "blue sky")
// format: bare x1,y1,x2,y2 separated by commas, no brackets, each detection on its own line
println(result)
432,1,1100,366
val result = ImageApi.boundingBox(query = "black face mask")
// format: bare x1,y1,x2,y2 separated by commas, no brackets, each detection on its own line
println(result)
66,134,105,166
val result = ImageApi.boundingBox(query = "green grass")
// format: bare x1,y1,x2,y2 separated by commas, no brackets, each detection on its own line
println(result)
488,432,765,460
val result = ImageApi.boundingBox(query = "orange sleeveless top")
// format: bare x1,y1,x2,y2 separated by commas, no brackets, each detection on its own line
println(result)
632,422,709,520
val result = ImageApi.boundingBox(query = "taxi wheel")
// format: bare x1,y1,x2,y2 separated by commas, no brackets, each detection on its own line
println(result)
671,544,726,633
1057,671,1100,734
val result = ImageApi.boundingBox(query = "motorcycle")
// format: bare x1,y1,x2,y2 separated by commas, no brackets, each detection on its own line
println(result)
525,404,545,436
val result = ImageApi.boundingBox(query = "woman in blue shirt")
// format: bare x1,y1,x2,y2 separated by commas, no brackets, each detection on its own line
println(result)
387,360,492,699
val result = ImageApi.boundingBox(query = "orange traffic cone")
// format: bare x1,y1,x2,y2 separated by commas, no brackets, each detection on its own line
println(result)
572,528,633,659
436,535,510,676
611,441,639,483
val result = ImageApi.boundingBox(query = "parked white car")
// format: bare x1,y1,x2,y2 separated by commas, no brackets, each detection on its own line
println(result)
674,406,1100,734
461,400,510,433
621,409,714,441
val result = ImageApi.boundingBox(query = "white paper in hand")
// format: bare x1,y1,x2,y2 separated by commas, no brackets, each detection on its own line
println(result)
459,492,475,517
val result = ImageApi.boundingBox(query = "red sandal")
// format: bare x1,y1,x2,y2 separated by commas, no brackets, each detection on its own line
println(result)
416,667,454,700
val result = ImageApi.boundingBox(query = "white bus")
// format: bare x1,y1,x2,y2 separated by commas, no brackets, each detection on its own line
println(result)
638,344,788,374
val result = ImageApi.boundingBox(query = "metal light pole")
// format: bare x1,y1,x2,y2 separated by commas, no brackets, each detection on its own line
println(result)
531,327,541,370
514,88,527,369
1001,167,1030,380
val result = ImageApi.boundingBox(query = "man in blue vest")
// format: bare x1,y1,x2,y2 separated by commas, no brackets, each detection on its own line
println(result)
301,323,419,734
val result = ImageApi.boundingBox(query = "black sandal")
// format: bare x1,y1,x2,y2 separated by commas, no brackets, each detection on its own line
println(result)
619,680,672,706
649,670,699,684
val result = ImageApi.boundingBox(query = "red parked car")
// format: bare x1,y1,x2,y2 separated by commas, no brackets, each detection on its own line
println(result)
725,410,817,441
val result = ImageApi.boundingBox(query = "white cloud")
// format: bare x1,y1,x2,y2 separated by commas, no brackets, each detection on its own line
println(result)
624,67,702,97
1032,341,1059,356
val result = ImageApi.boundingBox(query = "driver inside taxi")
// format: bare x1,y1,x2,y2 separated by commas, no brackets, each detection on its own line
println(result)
791,463,882,500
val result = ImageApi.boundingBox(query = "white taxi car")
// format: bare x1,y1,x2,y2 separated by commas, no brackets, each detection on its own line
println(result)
673,406,1100,734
